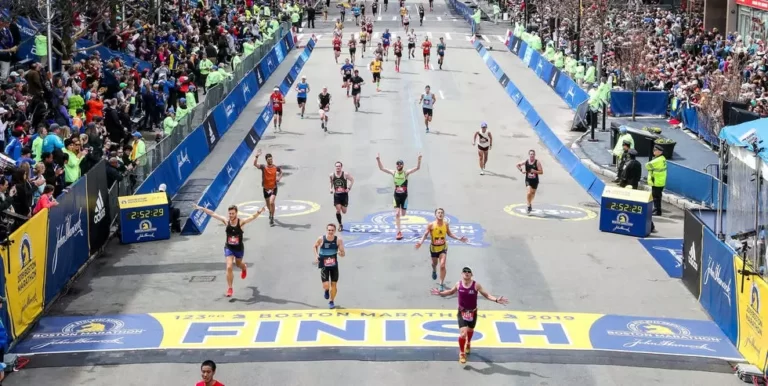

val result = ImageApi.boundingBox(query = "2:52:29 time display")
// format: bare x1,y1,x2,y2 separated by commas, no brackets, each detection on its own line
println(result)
129,208,165,220
607,202,643,214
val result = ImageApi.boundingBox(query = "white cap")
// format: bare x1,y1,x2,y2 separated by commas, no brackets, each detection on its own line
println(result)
158,183,167,192
301,75,307,79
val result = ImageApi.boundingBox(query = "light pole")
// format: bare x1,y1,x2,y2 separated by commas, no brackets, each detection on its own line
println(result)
575,0,581,60
46,0,53,71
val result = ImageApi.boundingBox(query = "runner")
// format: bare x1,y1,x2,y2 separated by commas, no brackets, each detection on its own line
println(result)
429,0,433,11
384,0,388,12
329,161,354,230
472,122,492,174
359,27,369,58
254,149,283,226
418,85,436,132
373,42,384,60
407,29,416,58
421,36,432,69
400,5,407,26
192,203,266,297
418,4,425,26
197,360,225,386
393,36,403,72
313,223,347,309
415,208,468,290
372,0,378,17
516,150,544,214
295,76,310,119
402,11,410,33
366,17,374,35
350,69,365,111
369,54,383,92
361,1,367,17
340,59,355,97
270,86,284,132
332,33,342,64
348,33,358,63
318,86,332,131
335,19,344,32
382,29,392,61
437,37,446,69
352,3,361,25
430,267,509,364
376,152,422,240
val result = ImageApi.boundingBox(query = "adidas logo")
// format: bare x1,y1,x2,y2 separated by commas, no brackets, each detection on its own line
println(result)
94,191,106,224
208,123,216,144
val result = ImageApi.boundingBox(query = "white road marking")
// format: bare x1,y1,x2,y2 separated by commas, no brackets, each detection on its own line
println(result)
439,90,445,99
378,16,382,21
297,34,304,41
482,35,490,42
374,32,380,39
316,34,322,40
427,31,432,39
495,35,505,43
429,63,434,70
392,16,397,21
464,35,472,41
445,33,451,40
437,16,442,21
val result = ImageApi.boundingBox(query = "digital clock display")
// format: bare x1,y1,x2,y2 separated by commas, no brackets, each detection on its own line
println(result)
608,202,643,214
129,208,165,220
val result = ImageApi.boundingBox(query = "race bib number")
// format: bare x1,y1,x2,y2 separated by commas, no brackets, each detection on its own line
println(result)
273,97,280,103
527,172,536,179
395,186,406,193
324,257,337,267
266,189,274,194
461,311,474,322
433,238,445,246
423,100,431,106
354,84,360,89
335,187,346,193
227,235,240,245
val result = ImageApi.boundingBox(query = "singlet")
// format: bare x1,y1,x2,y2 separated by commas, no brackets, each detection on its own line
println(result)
422,41,431,52
349,39,357,48
525,160,539,181
366,23,373,32
333,38,342,49
360,31,368,41
430,221,447,252
394,170,408,194
375,47,384,57
403,14,410,23
271,92,283,110
458,281,478,312
225,219,244,251
400,7,407,16
382,32,391,44
477,131,490,148
297,82,308,98
394,41,402,52
342,63,354,75
437,43,446,54
422,93,433,109
319,93,331,107
408,33,415,44
419,6,424,14
332,171,347,194
318,235,339,268
371,60,382,73
260,164,281,189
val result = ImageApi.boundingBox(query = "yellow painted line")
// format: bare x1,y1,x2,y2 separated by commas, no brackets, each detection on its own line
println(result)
235,200,321,218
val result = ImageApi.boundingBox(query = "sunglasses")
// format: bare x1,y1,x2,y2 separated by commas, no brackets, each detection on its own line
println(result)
462,269,472,274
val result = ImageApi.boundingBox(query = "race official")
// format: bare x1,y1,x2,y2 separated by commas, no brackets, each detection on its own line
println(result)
646,144,667,216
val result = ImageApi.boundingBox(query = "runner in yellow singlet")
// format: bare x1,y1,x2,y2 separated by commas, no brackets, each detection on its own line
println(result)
415,208,468,290
359,28,369,57
369,56,383,92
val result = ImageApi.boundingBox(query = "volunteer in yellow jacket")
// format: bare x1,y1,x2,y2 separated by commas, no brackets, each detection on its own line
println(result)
415,208,468,291
646,144,667,216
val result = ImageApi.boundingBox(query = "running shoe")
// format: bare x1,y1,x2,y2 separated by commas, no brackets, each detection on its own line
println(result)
527,206,532,214
439,283,446,291
241,265,247,279
324,289,330,299
459,353,467,364
270,217,275,226
226,288,233,297
329,301,335,309
432,270,437,280
339,224,344,231
465,344,471,355
396,231,403,240
480,170,484,175
425,127,429,133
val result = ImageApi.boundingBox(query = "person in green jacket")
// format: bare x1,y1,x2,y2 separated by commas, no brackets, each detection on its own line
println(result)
564,56,576,76
554,50,564,69
176,98,190,122
34,33,48,67
646,144,667,216
243,37,255,58
471,9,481,34
63,138,86,186
232,52,243,70
544,42,555,61
612,126,634,178
68,92,84,117
32,126,46,163
199,53,214,95
530,33,542,52
163,108,178,136
186,86,198,109
584,62,596,85
205,65,222,88
574,61,585,85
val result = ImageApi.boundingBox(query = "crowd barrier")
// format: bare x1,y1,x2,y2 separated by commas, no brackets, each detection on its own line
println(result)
184,38,316,235
667,161,727,209
609,91,669,117
471,40,605,203
680,106,720,147
447,0,477,34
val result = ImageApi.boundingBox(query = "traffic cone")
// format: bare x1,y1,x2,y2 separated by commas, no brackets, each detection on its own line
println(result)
504,29,511,47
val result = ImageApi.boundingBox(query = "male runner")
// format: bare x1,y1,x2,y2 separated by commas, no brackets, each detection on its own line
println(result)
382,29,392,60
383,0,388,12
407,29,416,58
376,152,422,240
430,267,509,364
348,33,358,63
332,33,342,63
330,161,354,230
372,0,378,16
516,149,544,214
270,86,284,132
418,4,425,26
318,86,332,131
350,69,365,111
295,75,310,118
352,3,361,25
400,5,407,25
418,85,436,132
197,360,225,386
369,55,383,92
437,37,446,69
340,59,354,97
366,17,374,34
393,36,403,72
415,208,468,290
254,149,283,226
429,0,433,10
373,42,384,61
192,204,266,297
359,27,369,58
313,224,347,309
402,11,410,33
472,122,492,175
421,36,432,69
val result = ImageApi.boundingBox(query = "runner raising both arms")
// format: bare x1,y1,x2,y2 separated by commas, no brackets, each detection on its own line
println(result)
314,224,347,309
472,122,492,175
330,161,354,230
431,266,509,364
376,152,422,240
295,75,310,119
421,36,432,69
254,149,283,226
516,149,543,214
415,208,468,290
318,86,332,131
418,85,436,132
193,203,266,297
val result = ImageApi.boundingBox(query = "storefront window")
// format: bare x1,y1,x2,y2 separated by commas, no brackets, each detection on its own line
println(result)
740,6,768,44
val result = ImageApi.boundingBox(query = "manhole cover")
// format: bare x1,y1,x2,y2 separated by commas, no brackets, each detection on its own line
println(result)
190,276,216,283
580,202,600,208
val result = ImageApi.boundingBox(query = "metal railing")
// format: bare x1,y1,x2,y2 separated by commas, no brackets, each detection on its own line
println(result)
127,23,291,191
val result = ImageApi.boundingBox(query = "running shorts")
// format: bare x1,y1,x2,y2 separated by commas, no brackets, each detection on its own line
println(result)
457,309,478,329
373,72,381,82
408,43,415,49
321,266,340,282
344,74,352,82
395,51,402,57
334,47,341,52
393,193,408,209
404,22,409,27
438,51,445,57
334,193,349,207
224,247,244,259
423,50,430,56
350,48,357,54
360,39,367,44
297,97,307,104
263,187,278,199
422,108,433,117
430,245,447,258
478,145,489,151
525,178,539,190
383,42,390,47
352,88,361,96
273,109,283,116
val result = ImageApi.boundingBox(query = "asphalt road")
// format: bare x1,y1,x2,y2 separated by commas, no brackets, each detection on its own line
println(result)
5,2,741,385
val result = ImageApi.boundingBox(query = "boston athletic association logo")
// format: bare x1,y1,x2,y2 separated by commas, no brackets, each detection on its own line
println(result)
344,210,487,248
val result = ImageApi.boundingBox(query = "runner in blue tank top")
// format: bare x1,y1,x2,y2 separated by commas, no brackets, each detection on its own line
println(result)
313,223,347,309
431,266,508,364
295,75,311,118
382,29,392,61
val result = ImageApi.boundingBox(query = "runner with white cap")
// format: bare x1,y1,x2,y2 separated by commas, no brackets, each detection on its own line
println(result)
295,75,311,119
270,86,285,132
472,122,493,175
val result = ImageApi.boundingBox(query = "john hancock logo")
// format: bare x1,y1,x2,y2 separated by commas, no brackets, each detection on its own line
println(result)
611,213,633,233
28,318,145,351
344,210,487,248
607,319,721,353
135,220,157,241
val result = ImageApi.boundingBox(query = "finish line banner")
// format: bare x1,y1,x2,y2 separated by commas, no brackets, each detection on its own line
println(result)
13,309,742,361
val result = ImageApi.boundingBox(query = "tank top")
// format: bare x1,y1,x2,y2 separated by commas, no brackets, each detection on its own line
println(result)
422,93,433,109
349,39,357,48
408,33,415,44
297,83,308,98
477,131,490,147
437,43,445,54
382,33,390,44
319,93,331,107
372,60,382,73
332,171,347,194
458,281,478,313
525,160,539,181
430,221,447,252
360,31,368,41
393,170,408,194
318,235,339,268
225,219,244,251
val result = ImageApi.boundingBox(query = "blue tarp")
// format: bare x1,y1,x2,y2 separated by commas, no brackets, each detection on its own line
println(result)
719,118,768,163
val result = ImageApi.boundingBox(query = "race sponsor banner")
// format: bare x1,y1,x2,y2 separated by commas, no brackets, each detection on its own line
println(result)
735,257,768,371
699,227,737,344
134,126,210,196
203,115,220,151
682,210,704,299
45,178,89,305
637,238,683,278
548,67,561,91
86,162,110,253
3,209,48,339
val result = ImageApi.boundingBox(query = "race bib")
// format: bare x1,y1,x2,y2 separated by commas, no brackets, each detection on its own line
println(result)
227,235,240,245
266,189,274,194
395,186,406,193
461,311,474,322
527,172,536,179
335,186,346,193
324,257,337,267
423,100,431,106
273,97,280,103
433,238,445,246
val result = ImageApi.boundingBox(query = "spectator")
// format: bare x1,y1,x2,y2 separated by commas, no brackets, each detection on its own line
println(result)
42,124,64,156
4,130,21,161
32,126,46,162
62,138,87,187
0,178,14,213
10,167,32,217
33,185,57,215
16,148,35,172
129,132,146,162
163,107,178,136
104,99,124,143
106,157,122,188
30,162,46,204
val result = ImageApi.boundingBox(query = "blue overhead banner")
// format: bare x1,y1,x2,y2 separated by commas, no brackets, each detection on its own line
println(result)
45,178,89,305
700,227,738,344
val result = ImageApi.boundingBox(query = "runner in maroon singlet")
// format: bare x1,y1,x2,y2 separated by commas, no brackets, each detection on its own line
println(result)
430,266,509,364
